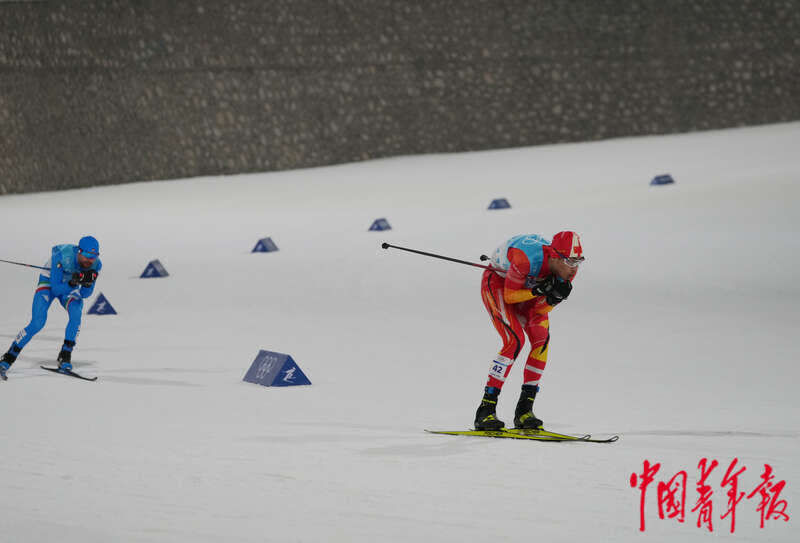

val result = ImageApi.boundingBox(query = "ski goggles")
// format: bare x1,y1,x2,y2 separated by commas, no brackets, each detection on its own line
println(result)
554,249,585,268
78,248,99,260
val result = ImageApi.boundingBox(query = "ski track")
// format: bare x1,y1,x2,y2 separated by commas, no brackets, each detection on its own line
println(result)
1,123,798,542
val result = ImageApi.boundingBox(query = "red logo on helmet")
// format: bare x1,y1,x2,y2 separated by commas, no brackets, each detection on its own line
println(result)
552,231,583,259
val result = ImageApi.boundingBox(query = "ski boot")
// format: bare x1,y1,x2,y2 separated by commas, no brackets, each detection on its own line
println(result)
57,349,73,372
0,350,18,381
474,386,505,430
514,384,543,429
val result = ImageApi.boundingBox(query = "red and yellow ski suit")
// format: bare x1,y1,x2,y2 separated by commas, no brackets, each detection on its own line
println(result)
480,234,569,390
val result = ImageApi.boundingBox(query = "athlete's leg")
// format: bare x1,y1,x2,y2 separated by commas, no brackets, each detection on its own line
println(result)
513,310,551,429
60,294,84,354
9,287,55,353
480,270,525,390
522,313,550,387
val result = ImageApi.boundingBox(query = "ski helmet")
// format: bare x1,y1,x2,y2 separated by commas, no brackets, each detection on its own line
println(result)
550,231,583,260
78,236,100,258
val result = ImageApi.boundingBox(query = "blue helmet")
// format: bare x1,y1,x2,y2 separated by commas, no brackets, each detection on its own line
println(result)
78,236,100,258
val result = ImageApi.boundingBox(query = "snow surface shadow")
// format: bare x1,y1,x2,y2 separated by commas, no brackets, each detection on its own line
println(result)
291,421,416,432
0,369,49,380
97,376,201,387
100,367,231,374
240,433,383,444
361,441,487,457
4,364,202,386
22,358,100,368
625,429,799,439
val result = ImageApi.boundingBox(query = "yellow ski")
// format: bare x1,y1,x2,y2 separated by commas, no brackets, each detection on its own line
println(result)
425,428,619,443
425,429,580,441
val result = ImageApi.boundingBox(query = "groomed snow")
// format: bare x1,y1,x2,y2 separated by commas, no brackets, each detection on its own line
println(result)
1,122,798,542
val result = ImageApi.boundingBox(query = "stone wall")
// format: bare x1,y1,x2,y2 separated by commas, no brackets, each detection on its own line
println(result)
1,0,799,194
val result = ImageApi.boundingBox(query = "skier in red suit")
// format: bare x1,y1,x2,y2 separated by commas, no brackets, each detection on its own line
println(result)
475,231,584,430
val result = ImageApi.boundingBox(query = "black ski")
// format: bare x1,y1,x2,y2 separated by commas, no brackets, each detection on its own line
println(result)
40,365,98,382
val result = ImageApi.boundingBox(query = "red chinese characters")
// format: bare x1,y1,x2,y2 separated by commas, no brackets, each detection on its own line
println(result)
630,458,790,533
748,464,791,528
657,469,687,524
691,458,718,531
629,459,661,532
720,458,747,533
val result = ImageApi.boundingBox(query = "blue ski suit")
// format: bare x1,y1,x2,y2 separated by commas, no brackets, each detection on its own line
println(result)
12,244,102,353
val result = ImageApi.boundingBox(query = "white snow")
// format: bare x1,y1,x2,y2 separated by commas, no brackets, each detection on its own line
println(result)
1,122,798,542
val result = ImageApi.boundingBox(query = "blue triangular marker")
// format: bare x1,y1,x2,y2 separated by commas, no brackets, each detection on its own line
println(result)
488,198,511,210
252,237,279,253
272,357,312,387
87,293,117,315
369,218,391,231
243,350,311,387
141,259,168,278
651,174,675,186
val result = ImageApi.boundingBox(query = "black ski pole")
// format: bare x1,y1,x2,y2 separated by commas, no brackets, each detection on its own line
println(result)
0,258,50,271
381,242,503,273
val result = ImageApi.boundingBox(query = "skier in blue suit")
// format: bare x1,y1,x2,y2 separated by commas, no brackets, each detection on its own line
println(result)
0,236,102,379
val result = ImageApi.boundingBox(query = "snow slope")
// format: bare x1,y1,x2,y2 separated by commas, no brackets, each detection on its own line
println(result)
1,122,798,542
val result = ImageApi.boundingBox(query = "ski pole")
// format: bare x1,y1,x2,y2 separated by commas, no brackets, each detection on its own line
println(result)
381,242,503,273
0,258,50,271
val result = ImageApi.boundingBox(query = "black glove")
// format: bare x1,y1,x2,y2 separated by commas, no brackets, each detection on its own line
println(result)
79,269,98,287
530,275,556,296
68,272,82,287
531,275,572,306
545,278,572,306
